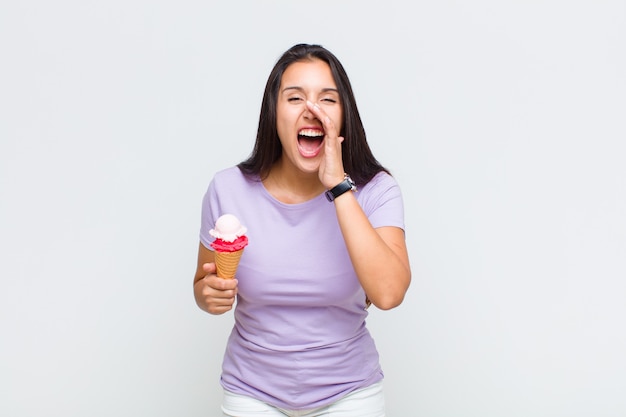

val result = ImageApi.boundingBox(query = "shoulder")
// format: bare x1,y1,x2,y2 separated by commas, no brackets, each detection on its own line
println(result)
359,171,401,196
200,167,261,235
213,166,248,182
357,171,404,228
210,166,259,189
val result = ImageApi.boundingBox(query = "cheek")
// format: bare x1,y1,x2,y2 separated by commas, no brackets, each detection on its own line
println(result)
275,107,288,134
275,112,288,129
275,120,293,148
333,111,344,133
276,106,301,138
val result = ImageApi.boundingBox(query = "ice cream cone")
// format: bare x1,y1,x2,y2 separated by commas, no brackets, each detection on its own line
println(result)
214,248,244,279
210,214,248,279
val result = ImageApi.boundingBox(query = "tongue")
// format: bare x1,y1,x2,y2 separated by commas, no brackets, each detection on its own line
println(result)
298,137,322,152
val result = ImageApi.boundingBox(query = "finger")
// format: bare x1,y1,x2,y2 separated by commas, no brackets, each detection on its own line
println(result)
306,101,337,136
209,289,236,304
206,294,237,308
207,276,239,291
202,262,216,274
209,304,234,315
206,293,235,313
202,282,237,297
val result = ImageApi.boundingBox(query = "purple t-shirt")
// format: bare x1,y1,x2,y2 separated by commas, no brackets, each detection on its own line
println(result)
199,166,405,410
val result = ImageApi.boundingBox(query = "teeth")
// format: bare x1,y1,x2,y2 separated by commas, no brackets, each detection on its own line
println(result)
298,129,324,138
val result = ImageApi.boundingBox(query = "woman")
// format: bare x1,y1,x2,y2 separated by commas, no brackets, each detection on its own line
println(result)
193,43,411,417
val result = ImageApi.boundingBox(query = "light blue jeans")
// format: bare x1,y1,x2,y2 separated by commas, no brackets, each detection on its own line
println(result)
221,381,385,417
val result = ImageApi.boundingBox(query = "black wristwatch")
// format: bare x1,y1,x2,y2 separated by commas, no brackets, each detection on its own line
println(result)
325,174,357,202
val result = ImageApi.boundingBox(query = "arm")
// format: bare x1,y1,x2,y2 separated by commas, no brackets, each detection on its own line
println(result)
306,100,411,310
334,192,411,310
193,242,238,315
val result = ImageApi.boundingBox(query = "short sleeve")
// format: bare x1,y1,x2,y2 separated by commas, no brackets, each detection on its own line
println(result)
358,172,405,230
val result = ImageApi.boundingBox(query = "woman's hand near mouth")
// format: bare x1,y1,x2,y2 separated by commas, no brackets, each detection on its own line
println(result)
306,100,345,189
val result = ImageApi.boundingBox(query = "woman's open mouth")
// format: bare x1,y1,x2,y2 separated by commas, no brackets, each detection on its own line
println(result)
297,128,324,157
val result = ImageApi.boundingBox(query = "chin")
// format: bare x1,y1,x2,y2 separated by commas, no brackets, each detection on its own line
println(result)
296,160,321,175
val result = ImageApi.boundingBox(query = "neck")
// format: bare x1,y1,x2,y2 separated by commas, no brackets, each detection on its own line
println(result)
263,160,325,204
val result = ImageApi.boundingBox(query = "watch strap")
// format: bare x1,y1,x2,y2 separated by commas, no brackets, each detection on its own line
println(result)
325,175,356,202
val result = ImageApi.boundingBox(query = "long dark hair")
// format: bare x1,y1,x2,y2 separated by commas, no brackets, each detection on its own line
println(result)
238,43,388,186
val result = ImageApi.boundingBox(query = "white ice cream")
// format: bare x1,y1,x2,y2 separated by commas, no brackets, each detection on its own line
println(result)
209,214,247,242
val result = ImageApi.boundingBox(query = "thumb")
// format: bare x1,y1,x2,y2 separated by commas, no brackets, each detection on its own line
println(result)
202,262,216,274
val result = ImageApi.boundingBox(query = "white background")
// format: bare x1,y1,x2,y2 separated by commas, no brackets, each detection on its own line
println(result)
1,1,625,416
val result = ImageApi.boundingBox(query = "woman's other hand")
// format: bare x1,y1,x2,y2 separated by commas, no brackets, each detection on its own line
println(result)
193,244,238,315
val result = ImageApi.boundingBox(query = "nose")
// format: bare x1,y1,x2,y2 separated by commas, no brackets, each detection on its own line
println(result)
302,103,316,120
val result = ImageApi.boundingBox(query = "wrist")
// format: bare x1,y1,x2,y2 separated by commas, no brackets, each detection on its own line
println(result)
325,173,357,202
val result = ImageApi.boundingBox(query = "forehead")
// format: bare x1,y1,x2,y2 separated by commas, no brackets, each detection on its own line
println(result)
280,58,336,88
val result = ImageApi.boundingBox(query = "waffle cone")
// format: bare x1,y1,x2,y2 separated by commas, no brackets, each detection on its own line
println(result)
214,249,244,279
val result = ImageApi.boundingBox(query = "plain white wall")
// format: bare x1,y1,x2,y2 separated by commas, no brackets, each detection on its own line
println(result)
1,1,625,416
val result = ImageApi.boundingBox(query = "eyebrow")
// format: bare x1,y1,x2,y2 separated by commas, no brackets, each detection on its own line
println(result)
282,86,339,94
